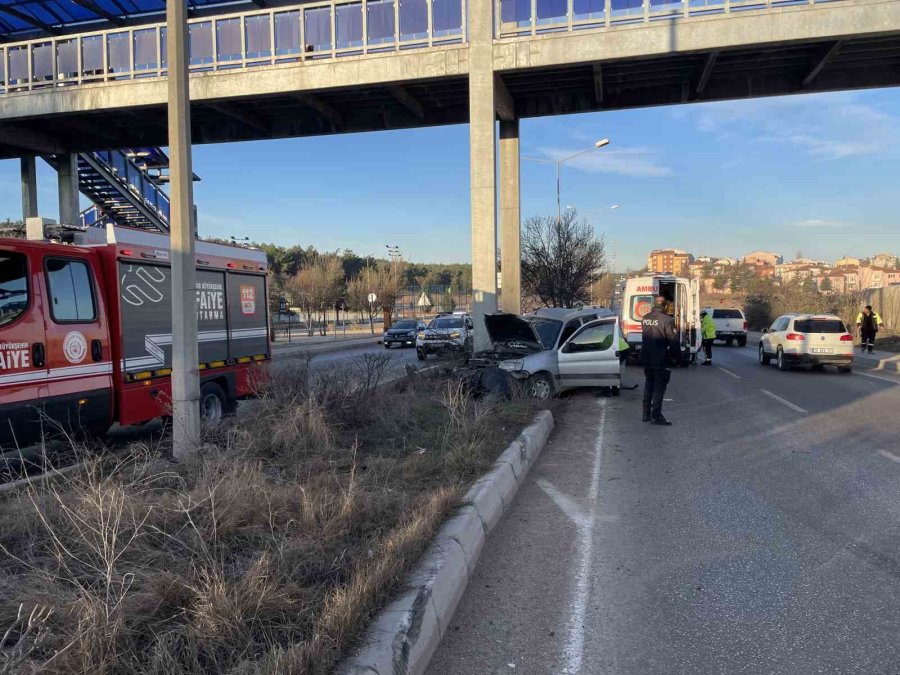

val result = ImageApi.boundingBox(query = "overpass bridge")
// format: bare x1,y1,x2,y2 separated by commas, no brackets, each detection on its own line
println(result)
1,0,900,319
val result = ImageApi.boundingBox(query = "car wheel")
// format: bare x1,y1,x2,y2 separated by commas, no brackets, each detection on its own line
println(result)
737,338,747,347
759,344,771,365
611,386,621,397
416,349,426,361
838,365,852,374
200,382,228,426
529,373,555,400
777,348,789,372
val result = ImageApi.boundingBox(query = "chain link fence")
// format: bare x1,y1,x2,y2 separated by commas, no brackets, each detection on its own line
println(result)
393,285,473,319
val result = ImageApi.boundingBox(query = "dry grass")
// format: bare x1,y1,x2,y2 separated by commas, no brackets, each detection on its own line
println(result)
0,355,538,674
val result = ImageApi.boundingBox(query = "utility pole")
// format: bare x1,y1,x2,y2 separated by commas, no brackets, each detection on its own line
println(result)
167,0,200,458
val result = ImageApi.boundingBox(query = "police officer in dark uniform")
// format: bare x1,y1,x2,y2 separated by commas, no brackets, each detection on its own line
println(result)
641,295,681,425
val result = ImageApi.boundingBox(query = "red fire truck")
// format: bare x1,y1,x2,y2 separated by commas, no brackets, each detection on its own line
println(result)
0,224,270,450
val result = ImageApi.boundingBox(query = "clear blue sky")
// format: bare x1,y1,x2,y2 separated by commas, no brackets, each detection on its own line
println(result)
2,87,899,270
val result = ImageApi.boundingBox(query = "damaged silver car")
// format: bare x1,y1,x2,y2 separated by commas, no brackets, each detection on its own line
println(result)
470,307,623,399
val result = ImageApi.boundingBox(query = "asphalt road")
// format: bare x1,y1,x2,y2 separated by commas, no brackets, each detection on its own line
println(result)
427,345,900,674
302,341,423,375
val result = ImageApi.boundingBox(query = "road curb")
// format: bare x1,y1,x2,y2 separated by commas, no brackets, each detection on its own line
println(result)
853,353,900,373
341,409,555,675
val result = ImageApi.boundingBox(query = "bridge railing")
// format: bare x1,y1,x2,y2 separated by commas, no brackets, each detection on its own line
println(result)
496,0,838,37
0,0,466,95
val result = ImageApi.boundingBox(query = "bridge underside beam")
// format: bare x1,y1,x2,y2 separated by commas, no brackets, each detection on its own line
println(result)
0,32,899,158
500,34,900,119
0,78,469,159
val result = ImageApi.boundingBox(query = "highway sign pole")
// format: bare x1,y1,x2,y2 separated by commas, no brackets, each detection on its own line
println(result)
167,0,200,458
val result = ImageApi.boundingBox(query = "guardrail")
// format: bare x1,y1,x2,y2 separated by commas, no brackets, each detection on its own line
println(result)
0,0,466,95
495,0,840,38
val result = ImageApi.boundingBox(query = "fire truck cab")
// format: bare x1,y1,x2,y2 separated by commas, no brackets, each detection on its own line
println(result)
0,224,269,450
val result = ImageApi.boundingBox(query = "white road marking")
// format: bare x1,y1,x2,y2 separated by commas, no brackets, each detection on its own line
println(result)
878,449,900,464
558,399,607,675
717,367,742,380
857,371,900,385
537,479,589,529
759,389,808,414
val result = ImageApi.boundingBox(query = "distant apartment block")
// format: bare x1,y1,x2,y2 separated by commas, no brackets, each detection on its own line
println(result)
668,248,898,295
742,250,784,267
871,253,899,269
647,249,693,276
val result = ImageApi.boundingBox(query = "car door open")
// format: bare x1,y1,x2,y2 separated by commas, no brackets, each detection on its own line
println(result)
557,317,622,390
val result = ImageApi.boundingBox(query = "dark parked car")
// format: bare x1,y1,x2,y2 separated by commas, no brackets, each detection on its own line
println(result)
384,319,427,348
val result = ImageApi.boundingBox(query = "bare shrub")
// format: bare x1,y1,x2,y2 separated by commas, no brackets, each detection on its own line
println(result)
0,604,53,674
0,355,537,674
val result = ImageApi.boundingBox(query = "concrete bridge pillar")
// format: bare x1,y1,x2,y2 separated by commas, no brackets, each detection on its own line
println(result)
499,119,521,314
56,154,80,225
468,0,498,350
20,156,38,222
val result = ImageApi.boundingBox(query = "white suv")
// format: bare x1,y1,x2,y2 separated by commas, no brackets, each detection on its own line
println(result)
759,314,853,373
702,307,748,346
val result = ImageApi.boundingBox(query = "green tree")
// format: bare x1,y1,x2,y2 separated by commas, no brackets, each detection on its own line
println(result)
0,219,26,238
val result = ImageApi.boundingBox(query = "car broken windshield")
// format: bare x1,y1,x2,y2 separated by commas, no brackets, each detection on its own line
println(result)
528,318,562,350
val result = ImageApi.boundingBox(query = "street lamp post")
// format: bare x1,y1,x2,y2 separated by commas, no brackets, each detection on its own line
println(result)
555,139,609,223
523,139,610,223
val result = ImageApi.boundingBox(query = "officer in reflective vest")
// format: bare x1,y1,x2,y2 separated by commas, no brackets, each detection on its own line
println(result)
618,333,630,364
700,310,717,366
856,305,884,353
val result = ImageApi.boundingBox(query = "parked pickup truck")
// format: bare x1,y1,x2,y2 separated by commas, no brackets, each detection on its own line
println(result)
702,307,748,346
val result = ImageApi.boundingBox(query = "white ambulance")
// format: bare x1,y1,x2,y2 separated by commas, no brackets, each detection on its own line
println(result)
620,274,702,364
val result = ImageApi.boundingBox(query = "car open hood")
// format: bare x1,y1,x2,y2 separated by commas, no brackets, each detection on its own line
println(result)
484,313,543,350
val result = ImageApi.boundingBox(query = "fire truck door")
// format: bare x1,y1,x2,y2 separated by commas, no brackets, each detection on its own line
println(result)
0,248,49,450
41,254,113,437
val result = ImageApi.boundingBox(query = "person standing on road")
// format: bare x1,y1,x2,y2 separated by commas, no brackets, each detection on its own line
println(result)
618,333,630,364
856,305,884,354
641,296,681,426
700,310,716,366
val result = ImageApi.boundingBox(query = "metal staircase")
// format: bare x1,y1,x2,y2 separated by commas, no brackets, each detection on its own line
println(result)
45,148,178,233
77,150,171,233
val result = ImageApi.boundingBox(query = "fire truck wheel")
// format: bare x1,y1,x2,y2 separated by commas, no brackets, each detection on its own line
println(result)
200,382,228,426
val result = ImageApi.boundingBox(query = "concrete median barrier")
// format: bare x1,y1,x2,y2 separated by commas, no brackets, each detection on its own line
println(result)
272,335,381,358
341,409,555,675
